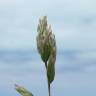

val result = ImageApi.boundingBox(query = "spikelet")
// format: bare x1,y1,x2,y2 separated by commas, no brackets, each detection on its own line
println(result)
37,16,56,83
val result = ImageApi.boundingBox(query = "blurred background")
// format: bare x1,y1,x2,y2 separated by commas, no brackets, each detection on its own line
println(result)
0,0,96,96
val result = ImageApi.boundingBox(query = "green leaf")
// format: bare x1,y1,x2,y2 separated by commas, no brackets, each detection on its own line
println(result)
15,84,33,96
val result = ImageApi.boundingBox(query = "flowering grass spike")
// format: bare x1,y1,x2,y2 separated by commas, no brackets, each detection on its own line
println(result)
37,16,56,96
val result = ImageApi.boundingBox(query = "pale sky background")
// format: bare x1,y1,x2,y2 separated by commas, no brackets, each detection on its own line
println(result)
0,0,96,96
0,0,96,51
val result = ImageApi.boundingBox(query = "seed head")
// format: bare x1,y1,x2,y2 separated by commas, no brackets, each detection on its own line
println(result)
36,16,56,83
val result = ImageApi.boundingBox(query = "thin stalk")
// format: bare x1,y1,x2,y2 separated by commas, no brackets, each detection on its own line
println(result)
48,80,51,96
45,62,51,96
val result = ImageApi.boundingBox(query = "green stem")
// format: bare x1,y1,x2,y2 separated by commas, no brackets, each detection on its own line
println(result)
45,62,51,96
48,80,51,96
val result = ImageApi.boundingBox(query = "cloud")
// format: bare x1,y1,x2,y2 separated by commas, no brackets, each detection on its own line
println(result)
57,50,96,73
0,0,96,51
